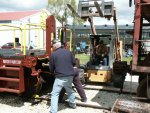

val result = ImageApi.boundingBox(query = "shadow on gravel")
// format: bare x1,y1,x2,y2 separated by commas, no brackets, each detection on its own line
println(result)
0,82,53,107
90,81,138,108
0,93,26,107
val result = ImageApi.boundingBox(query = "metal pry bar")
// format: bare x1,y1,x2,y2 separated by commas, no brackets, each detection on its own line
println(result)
94,1,103,17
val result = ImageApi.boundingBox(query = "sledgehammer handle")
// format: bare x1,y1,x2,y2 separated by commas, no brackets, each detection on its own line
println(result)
42,63,49,67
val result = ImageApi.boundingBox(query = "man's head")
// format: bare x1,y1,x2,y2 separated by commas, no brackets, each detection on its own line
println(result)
52,39,61,50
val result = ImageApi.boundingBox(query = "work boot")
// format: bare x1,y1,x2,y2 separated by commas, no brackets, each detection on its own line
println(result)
81,98,87,102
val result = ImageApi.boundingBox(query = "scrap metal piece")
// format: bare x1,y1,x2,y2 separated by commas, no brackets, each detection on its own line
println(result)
111,99,150,113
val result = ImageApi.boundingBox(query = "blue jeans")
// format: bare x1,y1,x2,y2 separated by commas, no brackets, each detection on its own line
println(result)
50,76,76,113
103,57,107,66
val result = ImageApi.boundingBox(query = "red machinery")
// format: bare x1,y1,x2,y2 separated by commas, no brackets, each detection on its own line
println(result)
0,15,56,96
130,0,150,100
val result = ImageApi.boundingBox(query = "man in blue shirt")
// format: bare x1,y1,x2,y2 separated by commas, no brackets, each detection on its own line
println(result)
80,41,87,53
49,39,76,113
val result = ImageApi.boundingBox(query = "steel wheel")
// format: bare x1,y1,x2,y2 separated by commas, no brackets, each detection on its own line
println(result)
137,77,150,101
147,85,150,99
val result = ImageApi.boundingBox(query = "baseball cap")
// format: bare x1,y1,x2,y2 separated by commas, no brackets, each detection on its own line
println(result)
52,39,61,45
51,39,61,47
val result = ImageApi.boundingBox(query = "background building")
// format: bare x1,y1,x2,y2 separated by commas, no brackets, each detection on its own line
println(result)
0,9,61,49
66,24,150,50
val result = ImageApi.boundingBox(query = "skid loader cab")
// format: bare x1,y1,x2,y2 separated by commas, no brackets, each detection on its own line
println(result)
84,34,114,83
89,34,113,67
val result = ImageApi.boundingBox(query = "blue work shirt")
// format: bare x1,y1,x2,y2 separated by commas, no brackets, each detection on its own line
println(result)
49,48,76,77
81,42,86,49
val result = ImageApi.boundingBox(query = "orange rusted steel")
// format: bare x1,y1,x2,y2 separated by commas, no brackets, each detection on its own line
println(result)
132,0,150,72
0,15,56,95
0,58,24,94
111,99,150,113
46,15,56,56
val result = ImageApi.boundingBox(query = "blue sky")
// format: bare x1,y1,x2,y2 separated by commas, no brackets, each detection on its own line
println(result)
0,0,134,25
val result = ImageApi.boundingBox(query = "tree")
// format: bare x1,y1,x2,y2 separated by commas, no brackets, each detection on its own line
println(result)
47,0,83,25
47,0,83,53
70,0,83,25
47,0,70,23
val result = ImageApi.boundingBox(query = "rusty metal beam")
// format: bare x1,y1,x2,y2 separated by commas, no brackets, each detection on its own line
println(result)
111,99,150,113
75,101,110,110
142,0,150,3
140,2,150,5
0,77,19,82
0,67,20,71
132,65,150,73
132,0,142,69
46,15,56,56
0,88,20,94
82,85,136,94
132,96,149,100
33,96,111,110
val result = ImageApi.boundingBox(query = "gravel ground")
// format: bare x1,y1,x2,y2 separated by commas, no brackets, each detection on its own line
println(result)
0,75,138,113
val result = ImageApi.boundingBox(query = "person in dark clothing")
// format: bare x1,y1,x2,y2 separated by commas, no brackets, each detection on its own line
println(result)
58,43,87,103
66,43,87,102
59,67,87,103
49,39,76,113
95,40,108,66
73,67,87,102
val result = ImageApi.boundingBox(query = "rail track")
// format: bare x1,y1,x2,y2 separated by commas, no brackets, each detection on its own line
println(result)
0,77,144,113
31,80,137,110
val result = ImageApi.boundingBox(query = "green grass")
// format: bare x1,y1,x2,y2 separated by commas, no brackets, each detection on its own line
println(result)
75,54,90,64
122,56,132,64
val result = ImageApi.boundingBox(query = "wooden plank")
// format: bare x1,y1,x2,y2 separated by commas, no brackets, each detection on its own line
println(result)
87,70,111,82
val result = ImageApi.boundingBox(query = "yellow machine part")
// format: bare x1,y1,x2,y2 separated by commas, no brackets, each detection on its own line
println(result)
87,69,111,82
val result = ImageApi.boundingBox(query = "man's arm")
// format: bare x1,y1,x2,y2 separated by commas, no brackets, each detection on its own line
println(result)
71,52,76,66
49,54,55,73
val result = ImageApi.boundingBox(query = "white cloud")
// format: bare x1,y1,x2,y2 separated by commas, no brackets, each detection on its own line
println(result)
18,0,35,8
0,0,47,11
0,0,134,25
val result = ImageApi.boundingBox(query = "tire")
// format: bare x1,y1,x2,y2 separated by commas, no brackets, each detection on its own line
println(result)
79,69,86,84
112,73,125,88
138,75,146,83
137,77,150,102
80,75,85,84
22,75,37,98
